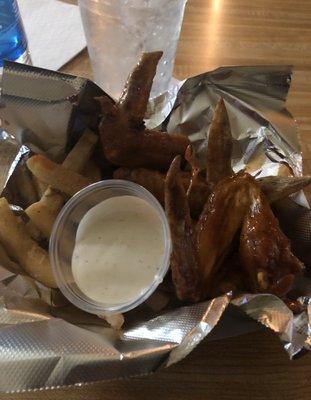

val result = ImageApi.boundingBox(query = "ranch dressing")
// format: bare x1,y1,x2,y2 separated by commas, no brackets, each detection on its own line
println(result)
72,195,165,305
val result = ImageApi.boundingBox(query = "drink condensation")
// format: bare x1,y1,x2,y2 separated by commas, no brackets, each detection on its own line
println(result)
0,0,31,69
78,0,187,99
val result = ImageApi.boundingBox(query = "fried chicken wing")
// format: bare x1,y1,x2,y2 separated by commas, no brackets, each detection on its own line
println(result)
114,166,209,217
114,167,168,204
99,52,190,170
118,51,163,127
206,99,233,187
164,156,201,302
257,175,311,203
239,184,304,297
196,172,253,296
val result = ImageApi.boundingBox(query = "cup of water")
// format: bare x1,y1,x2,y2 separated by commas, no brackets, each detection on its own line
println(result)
0,0,31,69
78,0,188,99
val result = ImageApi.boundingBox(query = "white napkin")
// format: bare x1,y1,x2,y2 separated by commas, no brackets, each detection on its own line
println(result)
18,0,86,71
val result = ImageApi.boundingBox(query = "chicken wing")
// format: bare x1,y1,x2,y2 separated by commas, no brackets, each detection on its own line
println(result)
239,183,304,297
99,52,190,170
164,156,201,302
206,99,234,187
118,51,163,127
114,166,209,217
196,172,253,297
257,175,311,203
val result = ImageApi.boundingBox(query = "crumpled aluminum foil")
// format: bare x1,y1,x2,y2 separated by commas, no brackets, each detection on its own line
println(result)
0,61,310,393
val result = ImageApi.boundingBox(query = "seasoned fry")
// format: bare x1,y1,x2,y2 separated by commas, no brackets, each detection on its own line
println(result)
0,241,24,275
119,51,163,126
206,99,233,187
62,129,98,172
165,156,201,302
26,189,65,238
98,313,124,330
20,217,43,241
27,155,93,197
26,130,98,238
258,175,311,203
31,176,47,198
0,198,56,288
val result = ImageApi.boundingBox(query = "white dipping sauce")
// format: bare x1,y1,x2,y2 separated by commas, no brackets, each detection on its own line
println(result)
72,195,165,305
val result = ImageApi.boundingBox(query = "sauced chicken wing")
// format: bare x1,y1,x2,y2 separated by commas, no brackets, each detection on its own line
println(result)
165,156,201,302
114,166,210,218
165,157,305,302
115,165,311,219
99,52,189,170
206,99,234,187
196,172,253,296
239,183,304,297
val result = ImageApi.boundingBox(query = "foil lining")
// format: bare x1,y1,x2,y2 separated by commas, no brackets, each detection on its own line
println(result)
0,61,310,393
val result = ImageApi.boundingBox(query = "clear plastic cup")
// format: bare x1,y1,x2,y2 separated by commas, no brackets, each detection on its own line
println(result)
49,180,171,315
78,0,188,99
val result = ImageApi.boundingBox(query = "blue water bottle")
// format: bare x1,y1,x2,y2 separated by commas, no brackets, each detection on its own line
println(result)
0,0,31,68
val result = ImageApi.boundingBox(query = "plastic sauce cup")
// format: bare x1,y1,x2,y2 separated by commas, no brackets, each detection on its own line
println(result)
49,180,171,315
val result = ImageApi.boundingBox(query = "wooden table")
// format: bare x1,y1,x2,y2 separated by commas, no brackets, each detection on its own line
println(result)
3,0,311,399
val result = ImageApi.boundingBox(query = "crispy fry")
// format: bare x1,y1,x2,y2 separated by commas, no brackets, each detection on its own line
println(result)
19,216,43,241
165,156,201,302
27,155,93,197
206,99,233,187
26,130,98,238
258,175,311,203
98,312,124,330
0,241,24,275
119,51,163,127
26,189,64,238
62,129,98,171
31,176,47,198
0,198,56,287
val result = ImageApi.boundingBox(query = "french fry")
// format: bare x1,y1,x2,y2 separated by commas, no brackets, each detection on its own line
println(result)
0,198,57,288
18,216,43,241
26,130,98,238
258,176,311,203
31,175,47,198
27,155,93,197
62,129,98,171
98,312,124,330
0,241,24,275
26,189,64,238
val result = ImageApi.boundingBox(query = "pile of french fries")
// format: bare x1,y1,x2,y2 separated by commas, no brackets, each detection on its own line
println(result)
0,129,100,288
